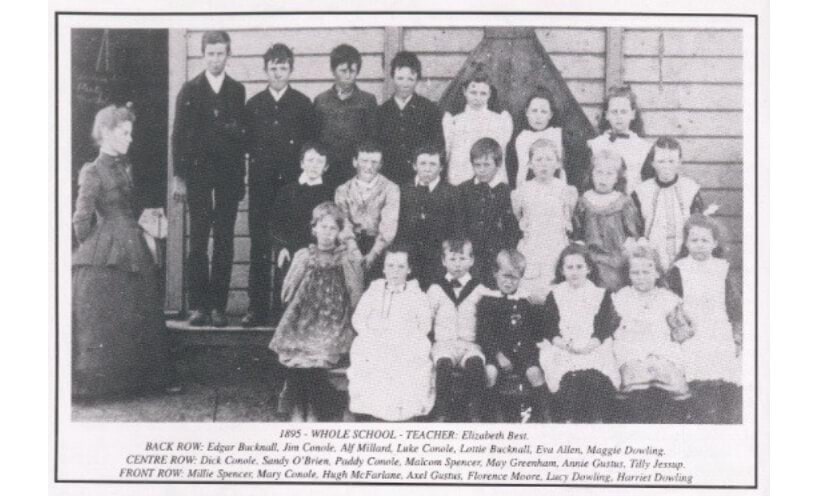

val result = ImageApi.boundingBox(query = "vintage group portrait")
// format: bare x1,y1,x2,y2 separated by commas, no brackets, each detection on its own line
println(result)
53,4,761,489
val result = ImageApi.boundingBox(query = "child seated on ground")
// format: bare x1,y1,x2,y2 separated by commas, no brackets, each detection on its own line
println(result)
612,242,693,401
477,250,549,422
427,238,488,422
347,245,435,422
539,242,620,423
632,136,705,270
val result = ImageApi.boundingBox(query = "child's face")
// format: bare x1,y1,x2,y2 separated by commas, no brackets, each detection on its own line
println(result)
562,254,590,288
383,252,411,287
203,43,229,76
265,59,292,91
313,215,340,249
526,97,553,131
463,82,491,111
592,160,620,194
333,62,359,92
472,154,500,183
652,147,682,183
629,257,659,293
530,146,560,181
495,261,523,295
605,96,635,134
413,153,442,185
300,149,328,181
686,226,718,262
353,151,382,183
392,67,418,100
442,246,474,280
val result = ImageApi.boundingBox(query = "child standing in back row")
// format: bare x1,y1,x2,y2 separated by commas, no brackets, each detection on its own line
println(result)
443,65,514,186
587,85,651,193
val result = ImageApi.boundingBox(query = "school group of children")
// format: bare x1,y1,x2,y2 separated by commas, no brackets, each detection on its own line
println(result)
224,38,744,424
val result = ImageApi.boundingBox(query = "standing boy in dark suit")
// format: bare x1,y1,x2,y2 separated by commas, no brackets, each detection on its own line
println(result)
242,43,316,327
375,51,444,185
313,44,378,188
395,144,463,290
172,30,246,327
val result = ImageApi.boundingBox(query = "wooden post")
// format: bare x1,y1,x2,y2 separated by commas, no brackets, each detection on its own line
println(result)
165,29,187,315
605,27,624,89
382,27,403,101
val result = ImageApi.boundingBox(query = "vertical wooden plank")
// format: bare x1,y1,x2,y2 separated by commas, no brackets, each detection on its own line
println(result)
605,27,624,89
382,27,403,100
165,29,187,315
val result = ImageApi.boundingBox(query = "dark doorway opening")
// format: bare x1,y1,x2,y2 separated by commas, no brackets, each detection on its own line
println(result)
71,29,169,219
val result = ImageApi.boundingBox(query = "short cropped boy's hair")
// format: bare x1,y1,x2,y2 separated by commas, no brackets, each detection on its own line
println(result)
330,44,362,72
355,140,382,157
495,249,526,276
201,31,231,54
263,43,294,69
413,143,443,163
470,137,503,166
299,141,328,162
390,51,422,78
442,238,474,257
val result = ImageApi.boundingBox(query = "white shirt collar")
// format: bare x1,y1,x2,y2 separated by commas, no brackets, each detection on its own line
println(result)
415,175,440,192
394,94,413,110
269,85,289,102
298,173,323,186
205,71,225,93
474,173,503,188
445,273,472,286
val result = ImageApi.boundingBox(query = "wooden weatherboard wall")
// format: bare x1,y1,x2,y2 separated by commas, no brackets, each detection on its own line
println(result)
166,26,745,316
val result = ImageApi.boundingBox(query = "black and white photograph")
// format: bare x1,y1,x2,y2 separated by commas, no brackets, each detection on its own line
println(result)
51,2,764,489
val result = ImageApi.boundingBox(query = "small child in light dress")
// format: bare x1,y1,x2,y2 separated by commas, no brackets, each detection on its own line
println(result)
514,89,565,188
512,139,577,302
347,245,435,421
269,202,364,421
612,242,693,400
539,242,620,422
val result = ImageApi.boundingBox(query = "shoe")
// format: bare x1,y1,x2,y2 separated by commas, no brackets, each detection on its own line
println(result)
241,311,267,328
276,381,294,418
211,310,228,327
188,309,210,327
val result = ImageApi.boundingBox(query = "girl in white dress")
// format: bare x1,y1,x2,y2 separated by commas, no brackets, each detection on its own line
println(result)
514,89,564,188
442,67,513,186
587,85,652,193
511,139,577,303
539,243,621,422
347,246,435,421
612,242,694,399
667,214,742,385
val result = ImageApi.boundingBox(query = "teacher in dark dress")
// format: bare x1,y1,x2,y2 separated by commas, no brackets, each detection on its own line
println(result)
72,104,176,398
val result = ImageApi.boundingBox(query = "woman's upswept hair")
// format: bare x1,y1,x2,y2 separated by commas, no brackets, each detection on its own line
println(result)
310,201,345,231
91,104,135,146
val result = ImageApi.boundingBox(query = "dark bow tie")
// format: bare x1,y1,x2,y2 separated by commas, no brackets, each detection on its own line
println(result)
450,279,462,288
609,132,630,142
